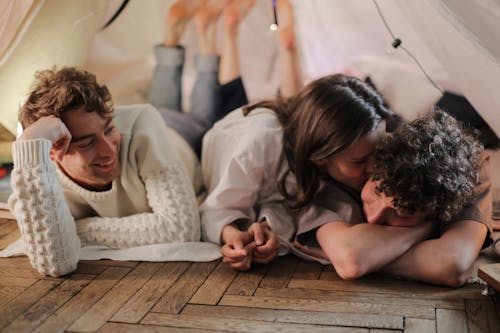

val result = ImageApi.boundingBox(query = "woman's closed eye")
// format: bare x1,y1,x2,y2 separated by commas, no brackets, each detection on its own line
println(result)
353,160,367,165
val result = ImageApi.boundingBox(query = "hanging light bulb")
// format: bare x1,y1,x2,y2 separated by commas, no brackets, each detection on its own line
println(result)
270,0,278,31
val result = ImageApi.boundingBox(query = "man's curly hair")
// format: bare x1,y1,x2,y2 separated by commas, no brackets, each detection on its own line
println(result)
372,110,483,221
19,67,113,129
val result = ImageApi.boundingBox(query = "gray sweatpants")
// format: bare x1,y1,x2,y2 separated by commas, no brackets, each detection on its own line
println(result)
148,45,247,156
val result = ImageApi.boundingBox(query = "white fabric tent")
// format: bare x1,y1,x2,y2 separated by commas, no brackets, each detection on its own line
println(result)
0,0,499,185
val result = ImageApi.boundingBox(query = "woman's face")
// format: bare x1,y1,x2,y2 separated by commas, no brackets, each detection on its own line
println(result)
313,122,386,191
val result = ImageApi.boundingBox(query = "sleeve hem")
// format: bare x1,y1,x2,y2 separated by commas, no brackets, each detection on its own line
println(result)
12,139,52,165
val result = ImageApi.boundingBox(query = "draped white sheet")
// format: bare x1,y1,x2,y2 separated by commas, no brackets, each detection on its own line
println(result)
0,0,110,139
0,0,499,184
398,0,500,139
2,0,499,132
0,0,39,64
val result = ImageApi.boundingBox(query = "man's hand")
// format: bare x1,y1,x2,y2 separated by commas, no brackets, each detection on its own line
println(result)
20,116,71,161
250,221,280,264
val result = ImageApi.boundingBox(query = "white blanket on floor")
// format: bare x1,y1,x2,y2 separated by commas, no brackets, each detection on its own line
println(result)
0,236,302,262
0,236,222,262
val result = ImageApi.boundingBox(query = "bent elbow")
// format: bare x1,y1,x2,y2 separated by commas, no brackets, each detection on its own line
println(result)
439,272,469,288
39,261,78,278
45,247,80,278
335,263,366,280
443,266,473,288
435,258,474,287
30,241,80,278
329,249,369,280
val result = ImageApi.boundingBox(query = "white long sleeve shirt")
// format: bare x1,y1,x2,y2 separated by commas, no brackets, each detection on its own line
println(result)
200,107,296,245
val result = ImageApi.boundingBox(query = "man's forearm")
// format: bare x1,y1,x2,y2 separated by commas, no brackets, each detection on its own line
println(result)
380,238,457,285
380,220,487,287
317,221,432,280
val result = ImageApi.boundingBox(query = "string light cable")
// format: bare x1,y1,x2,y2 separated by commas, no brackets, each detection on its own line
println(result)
372,0,444,94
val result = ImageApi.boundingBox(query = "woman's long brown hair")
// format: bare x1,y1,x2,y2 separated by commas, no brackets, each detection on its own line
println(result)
244,74,396,209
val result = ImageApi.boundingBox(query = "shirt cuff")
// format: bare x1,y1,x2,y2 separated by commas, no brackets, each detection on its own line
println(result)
12,139,52,166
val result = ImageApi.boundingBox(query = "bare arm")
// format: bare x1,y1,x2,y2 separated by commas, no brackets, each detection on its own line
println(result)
276,0,301,98
316,220,434,280
381,220,487,287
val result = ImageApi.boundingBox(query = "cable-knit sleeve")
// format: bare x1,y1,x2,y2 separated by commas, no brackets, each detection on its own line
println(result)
8,139,80,277
76,160,200,248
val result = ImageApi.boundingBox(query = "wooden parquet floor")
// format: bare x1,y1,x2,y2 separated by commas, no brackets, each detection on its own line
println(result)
0,217,499,333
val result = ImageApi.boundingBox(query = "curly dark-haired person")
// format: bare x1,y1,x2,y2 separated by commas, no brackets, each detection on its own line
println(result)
311,110,493,287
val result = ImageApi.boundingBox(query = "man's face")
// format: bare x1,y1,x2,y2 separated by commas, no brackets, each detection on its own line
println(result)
360,178,427,227
57,108,121,191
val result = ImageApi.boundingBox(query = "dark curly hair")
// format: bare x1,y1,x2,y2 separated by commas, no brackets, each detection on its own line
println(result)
19,67,113,129
372,110,484,221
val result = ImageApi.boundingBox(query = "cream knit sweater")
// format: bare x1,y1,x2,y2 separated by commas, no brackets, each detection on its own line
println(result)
8,104,202,277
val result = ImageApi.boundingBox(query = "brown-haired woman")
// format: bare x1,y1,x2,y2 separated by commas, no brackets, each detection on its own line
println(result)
200,66,399,270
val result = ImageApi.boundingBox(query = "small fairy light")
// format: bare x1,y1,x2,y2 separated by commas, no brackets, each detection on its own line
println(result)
373,0,443,93
270,0,278,31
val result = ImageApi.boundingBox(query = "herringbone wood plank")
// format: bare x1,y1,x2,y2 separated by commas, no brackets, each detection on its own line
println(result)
1,217,499,333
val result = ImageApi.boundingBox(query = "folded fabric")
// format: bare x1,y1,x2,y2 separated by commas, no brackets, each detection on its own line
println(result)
278,236,330,265
0,237,222,262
